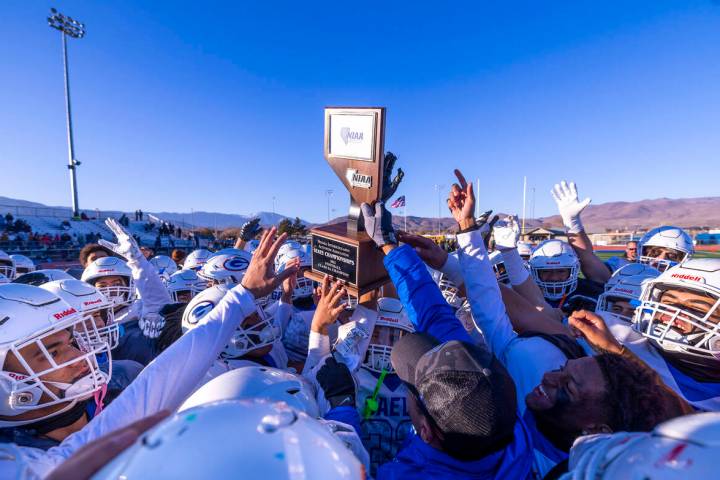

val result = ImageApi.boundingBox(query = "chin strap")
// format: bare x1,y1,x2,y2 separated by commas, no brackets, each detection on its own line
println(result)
93,383,108,415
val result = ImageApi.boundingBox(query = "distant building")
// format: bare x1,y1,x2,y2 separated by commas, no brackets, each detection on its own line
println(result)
522,227,567,243
696,230,720,245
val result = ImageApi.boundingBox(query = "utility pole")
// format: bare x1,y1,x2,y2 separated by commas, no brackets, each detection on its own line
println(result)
48,8,85,218
434,184,445,235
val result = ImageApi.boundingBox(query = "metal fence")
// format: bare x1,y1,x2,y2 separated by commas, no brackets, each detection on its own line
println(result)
0,204,120,220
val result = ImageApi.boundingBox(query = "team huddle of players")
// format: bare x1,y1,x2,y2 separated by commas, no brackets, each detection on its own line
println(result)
0,174,718,479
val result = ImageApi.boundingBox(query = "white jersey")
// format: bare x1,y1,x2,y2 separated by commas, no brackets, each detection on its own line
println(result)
271,300,315,364
354,367,412,476
602,312,720,412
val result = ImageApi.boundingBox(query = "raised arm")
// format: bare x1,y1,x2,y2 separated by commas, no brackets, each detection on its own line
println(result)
360,201,471,343
551,180,611,283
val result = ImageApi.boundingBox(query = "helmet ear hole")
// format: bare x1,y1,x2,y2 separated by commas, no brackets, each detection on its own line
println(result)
286,388,300,395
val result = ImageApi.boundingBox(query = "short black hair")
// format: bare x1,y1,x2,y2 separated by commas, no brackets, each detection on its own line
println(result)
79,243,114,267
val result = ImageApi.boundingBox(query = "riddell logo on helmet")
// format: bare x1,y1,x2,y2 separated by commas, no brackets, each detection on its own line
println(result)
97,269,114,273
545,261,561,265
671,273,703,282
7,372,27,381
83,299,103,306
378,315,399,324
53,308,77,320
615,288,634,295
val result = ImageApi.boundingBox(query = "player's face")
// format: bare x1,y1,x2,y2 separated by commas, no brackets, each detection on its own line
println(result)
4,330,89,397
526,358,608,432
625,242,637,261
539,268,571,282
655,287,720,334
607,297,636,319
93,275,127,290
176,290,193,303
643,246,684,265
370,325,406,348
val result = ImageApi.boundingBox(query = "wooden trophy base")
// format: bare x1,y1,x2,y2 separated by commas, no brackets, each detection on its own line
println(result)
305,222,390,297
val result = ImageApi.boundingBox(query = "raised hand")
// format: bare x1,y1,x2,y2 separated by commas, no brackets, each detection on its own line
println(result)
98,218,143,263
551,180,591,234
493,215,520,251
397,231,448,269
240,227,298,299
280,257,301,302
381,152,404,202
360,202,396,248
311,276,347,335
240,217,262,241
316,356,356,408
568,310,622,354
447,169,475,230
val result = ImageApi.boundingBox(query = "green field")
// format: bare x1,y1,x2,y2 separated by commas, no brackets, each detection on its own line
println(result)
595,250,720,261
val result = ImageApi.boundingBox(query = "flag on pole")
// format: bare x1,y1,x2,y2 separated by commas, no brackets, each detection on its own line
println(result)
390,196,406,208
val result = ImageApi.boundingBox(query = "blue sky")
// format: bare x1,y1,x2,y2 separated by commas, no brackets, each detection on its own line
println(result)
2,1,719,223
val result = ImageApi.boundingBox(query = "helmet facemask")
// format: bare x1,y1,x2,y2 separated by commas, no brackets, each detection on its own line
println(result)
364,324,409,373
596,293,637,323
438,276,464,309
221,308,280,359
531,265,579,301
634,284,720,359
0,260,15,280
638,245,688,273
94,275,136,310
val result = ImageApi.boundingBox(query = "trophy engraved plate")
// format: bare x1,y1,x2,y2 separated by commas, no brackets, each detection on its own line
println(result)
311,235,359,284
305,106,399,296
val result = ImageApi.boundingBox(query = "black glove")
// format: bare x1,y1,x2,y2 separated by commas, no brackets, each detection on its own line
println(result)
240,218,261,241
360,202,396,248
317,357,356,408
380,152,404,203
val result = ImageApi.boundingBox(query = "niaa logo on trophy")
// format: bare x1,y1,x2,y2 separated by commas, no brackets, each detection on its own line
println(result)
345,169,372,189
340,127,364,145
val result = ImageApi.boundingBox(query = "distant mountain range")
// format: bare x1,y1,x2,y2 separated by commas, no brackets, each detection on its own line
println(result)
2,195,719,232
538,196,720,232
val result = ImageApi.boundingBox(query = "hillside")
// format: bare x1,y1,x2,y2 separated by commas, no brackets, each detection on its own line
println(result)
538,196,720,231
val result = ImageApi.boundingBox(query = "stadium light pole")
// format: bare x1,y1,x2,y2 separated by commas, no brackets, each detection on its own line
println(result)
434,184,445,235
48,8,85,219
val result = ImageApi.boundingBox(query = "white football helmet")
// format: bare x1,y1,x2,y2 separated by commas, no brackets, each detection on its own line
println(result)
428,262,464,309
179,366,319,417
633,258,720,359
489,250,510,285
182,285,280,359
94,399,364,480
149,255,178,283
274,241,313,299
0,250,15,279
40,279,119,350
197,252,252,287
166,269,206,303
529,239,580,301
365,297,414,373
565,412,720,480
9,255,34,278
516,241,533,260
637,226,694,272
183,248,214,271
11,268,74,286
0,284,110,427
81,257,136,309
596,264,660,323
244,239,261,253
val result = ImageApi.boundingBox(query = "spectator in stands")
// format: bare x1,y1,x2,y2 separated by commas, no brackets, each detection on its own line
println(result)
141,246,155,259
81,212,89,220
171,249,186,266
176,226,182,238
139,209,144,221
5,213,13,225
624,240,638,261
79,243,115,267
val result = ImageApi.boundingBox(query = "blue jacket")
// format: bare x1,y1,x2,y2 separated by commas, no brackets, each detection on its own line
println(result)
380,245,534,479
113,320,160,366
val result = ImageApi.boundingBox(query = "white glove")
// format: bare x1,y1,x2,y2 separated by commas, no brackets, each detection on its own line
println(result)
140,313,165,339
98,218,144,263
493,215,520,251
551,180,591,234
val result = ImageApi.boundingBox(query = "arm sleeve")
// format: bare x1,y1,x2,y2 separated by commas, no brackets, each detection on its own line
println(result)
41,285,258,471
127,256,171,317
384,245,471,343
438,251,464,287
302,331,331,376
275,300,293,333
457,229,517,357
